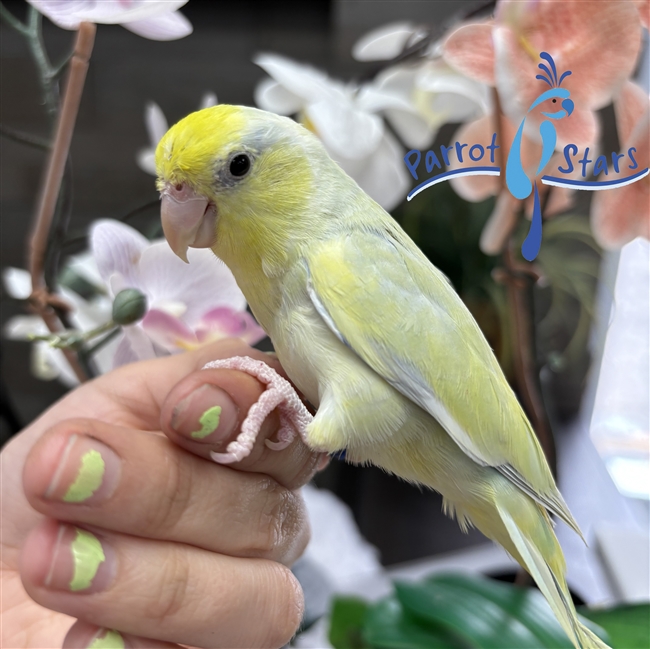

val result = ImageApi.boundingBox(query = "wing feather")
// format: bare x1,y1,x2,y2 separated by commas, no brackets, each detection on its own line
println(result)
306,226,581,535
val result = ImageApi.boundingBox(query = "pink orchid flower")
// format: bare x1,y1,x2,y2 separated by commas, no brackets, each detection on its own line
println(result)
26,0,192,40
444,0,644,148
91,220,265,367
591,81,650,249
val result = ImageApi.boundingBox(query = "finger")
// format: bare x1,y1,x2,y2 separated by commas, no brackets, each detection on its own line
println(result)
63,621,181,648
23,419,310,565
21,520,304,649
161,367,326,490
23,339,281,444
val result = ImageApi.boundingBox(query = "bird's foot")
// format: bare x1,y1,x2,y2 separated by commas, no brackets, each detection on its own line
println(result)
201,356,313,464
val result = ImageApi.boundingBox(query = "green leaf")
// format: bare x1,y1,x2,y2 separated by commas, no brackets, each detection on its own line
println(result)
396,573,573,648
363,597,468,649
579,603,650,649
329,596,371,649
428,574,575,648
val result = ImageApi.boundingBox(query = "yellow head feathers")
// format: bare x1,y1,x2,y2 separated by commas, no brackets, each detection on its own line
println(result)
155,104,354,266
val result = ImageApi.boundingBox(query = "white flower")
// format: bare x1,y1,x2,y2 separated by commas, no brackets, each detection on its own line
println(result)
352,21,429,62
90,220,265,367
137,92,217,175
26,0,192,41
352,22,492,136
254,53,435,211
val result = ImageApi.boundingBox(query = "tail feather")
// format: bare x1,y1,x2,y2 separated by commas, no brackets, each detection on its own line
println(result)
496,502,611,649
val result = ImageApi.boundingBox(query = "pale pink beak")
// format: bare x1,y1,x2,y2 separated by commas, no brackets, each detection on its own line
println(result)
160,182,217,262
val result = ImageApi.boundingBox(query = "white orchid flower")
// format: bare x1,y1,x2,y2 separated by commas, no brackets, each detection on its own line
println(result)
26,0,192,41
254,53,436,211
137,92,218,175
90,220,265,367
353,22,491,127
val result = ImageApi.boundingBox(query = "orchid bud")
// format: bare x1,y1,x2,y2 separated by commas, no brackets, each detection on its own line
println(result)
112,289,147,325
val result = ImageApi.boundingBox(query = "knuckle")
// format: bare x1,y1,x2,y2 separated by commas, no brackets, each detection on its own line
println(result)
262,563,305,648
145,551,192,622
253,479,302,559
145,449,192,536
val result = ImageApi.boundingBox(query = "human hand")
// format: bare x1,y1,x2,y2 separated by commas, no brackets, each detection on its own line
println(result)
2,339,324,648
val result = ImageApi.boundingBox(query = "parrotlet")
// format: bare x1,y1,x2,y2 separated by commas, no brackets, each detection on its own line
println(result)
155,105,609,649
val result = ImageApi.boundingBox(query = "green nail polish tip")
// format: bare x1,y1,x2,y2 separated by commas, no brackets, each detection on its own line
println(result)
63,449,105,503
191,405,222,439
69,528,105,591
89,629,124,649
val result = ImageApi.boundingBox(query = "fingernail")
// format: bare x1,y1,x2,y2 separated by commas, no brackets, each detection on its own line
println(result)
171,384,238,443
45,435,121,504
45,525,115,593
88,629,125,649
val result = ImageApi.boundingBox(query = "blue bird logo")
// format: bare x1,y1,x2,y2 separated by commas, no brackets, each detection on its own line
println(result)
506,52,573,261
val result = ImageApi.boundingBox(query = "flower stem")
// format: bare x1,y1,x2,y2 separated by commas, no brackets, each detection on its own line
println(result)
27,21,96,383
0,2,29,35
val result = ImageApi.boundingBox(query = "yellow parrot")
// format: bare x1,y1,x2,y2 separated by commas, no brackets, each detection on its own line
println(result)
156,105,609,649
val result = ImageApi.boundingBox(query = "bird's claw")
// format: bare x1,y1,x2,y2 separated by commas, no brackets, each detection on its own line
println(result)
202,356,313,464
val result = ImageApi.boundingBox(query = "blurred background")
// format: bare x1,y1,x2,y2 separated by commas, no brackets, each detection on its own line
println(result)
1,1,648,644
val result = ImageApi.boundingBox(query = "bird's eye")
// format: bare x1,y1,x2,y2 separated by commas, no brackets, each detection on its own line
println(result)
229,154,251,177
552,99,557,103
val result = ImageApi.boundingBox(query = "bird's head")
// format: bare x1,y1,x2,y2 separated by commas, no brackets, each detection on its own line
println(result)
529,88,574,120
155,105,318,263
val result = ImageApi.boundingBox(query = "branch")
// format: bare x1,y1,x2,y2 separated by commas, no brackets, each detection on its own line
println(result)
27,22,96,383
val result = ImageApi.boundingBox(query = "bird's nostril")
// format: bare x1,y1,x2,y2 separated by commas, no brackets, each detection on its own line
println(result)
552,99,556,103
174,183,183,191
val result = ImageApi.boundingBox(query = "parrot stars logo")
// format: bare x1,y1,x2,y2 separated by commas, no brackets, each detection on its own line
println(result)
403,52,649,261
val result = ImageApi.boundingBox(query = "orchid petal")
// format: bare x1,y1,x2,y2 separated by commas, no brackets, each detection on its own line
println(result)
384,108,435,149
65,250,105,288
443,23,496,85
196,307,266,345
254,78,304,115
3,315,47,339
352,22,424,62
415,60,492,119
636,0,649,28
2,267,32,299
199,92,218,110
115,324,157,367
136,148,157,175
122,10,192,41
91,220,148,287
144,102,168,147
307,98,384,160
112,332,140,368
592,111,650,249
254,53,341,105
32,342,62,382
614,81,650,145
480,191,520,255
137,242,246,324
27,0,188,28
337,130,410,211
141,308,196,351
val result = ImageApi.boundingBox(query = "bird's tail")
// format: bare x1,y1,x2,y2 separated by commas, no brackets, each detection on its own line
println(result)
495,499,611,649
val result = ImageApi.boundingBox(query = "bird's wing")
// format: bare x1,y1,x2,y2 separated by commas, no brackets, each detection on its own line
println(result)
306,227,580,534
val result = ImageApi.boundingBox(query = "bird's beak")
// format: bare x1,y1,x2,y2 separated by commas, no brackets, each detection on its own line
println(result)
160,182,217,263
561,98,574,116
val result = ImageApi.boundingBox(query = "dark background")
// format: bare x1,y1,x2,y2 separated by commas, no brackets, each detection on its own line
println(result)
2,0,489,564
